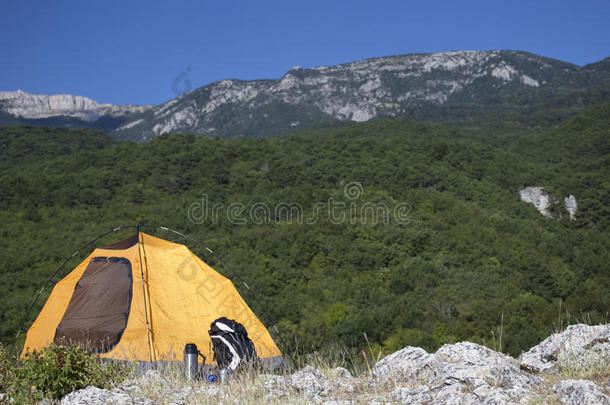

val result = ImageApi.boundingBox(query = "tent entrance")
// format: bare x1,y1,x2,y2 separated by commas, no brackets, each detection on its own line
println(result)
54,257,133,353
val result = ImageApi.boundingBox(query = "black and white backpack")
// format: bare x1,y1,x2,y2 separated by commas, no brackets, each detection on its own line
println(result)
208,317,258,371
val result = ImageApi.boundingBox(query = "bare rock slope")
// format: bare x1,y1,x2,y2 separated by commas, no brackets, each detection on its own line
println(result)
3,51,609,140
0,90,152,121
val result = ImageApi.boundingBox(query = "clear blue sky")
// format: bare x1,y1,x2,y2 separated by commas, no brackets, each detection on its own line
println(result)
1,0,608,105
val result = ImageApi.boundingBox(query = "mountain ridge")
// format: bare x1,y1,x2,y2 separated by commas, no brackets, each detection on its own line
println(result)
1,50,608,140
0,90,153,120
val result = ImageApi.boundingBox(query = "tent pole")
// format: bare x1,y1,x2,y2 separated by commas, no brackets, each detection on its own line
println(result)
137,225,154,364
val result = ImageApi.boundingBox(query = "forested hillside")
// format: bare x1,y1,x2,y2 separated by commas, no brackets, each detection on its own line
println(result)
1,107,608,357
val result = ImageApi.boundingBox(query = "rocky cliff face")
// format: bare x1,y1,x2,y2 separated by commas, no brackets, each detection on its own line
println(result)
2,50,609,141
519,186,578,220
0,90,153,121
115,50,587,140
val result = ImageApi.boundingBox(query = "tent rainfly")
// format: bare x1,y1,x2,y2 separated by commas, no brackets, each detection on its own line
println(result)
21,232,283,368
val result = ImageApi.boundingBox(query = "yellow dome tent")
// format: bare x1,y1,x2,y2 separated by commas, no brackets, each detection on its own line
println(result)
21,231,283,367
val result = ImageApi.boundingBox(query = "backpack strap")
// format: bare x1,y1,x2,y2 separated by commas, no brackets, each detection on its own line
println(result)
210,333,241,370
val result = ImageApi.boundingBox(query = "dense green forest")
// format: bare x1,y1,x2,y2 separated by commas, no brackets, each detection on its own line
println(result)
1,106,608,358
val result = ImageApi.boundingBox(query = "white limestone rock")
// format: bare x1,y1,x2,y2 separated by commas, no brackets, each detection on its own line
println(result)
60,386,153,405
0,90,152,121
553,379,610,405
520,324,610,374
491,64,518,81
390,385,432,403
373,342,541,404
372,346,447,383
565,195,578,220
290,365,332,398
519,186,553,217
521,74,540,87
436,341,541,391
519,187,578,220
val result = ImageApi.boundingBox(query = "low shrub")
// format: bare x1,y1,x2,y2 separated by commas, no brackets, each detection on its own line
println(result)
0,344,18,399
0,343,129,402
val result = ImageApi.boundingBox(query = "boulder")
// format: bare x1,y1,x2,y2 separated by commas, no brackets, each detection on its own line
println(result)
520,324,610,374
436,342,541,390
61,386,153,405
372,346,446,384
553,379,610,405
290,365,331,397
391,385,432,403
373,342,541,404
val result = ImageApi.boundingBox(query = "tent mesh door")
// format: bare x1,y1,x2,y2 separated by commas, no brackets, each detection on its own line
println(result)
54,257,133,353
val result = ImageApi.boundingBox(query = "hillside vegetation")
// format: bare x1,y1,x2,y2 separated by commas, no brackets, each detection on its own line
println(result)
1,106,608,358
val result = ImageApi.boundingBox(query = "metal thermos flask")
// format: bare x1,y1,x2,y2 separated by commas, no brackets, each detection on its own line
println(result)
184,343,200,380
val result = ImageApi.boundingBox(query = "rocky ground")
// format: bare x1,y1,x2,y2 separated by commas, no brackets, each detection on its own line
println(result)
56,324,609,404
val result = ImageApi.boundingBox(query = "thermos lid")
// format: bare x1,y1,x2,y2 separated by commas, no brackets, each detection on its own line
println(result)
185,343,198,354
